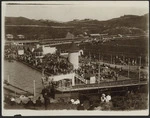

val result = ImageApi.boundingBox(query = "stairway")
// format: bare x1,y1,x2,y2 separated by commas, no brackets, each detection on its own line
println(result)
75,74,86,84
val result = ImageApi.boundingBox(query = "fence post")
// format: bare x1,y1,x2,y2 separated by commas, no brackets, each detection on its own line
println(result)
139,56,141,83
7,75,10,83
128,58,130,79
33,80,36,97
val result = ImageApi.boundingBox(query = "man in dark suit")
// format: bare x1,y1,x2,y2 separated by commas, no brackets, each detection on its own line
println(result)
41,87,50,110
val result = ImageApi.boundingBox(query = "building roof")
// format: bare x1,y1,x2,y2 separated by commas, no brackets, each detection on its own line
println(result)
90,34,100,37
68,42,80,53
17,34,24,37
66,32,75,39
51,26,74,29
6,34,13,36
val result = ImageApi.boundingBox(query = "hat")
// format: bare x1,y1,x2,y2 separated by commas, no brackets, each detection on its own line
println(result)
102,93,106,97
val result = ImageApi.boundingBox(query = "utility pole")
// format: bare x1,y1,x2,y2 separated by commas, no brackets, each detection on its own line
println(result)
98,53,101,83
102,55,104,64
139,56,142,67
128,58,130,79
7,75,10,83
42,69,44,76
139,56,142,82
98,63,100,84
15,90,16,98
33,80,36,97
123,55,125,64
111,54,112,64
98,53,100,93
145,56,148,66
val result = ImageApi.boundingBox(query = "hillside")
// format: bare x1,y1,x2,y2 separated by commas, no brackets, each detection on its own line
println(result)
5,17,63,26
101,14,148,34
67,14,148,35
5,17,45,25
103,14,148,30
5,14,148,38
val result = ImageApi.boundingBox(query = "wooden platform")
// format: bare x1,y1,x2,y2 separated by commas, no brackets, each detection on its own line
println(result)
4,83,33,95
56,79,148,92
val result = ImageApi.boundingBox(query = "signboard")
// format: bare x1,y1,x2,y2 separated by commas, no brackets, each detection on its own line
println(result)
18,50,24,55
90,76,96,84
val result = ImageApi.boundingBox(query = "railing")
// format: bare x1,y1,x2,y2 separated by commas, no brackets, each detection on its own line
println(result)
72,79,147,89
75,74,86,84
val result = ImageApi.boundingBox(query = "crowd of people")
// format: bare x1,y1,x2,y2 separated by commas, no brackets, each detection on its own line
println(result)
77,56,148,82
5,80,56,110
17,53,73,76
4,45,17,60
5,43,74,76
76,93,112,110
75,61,120,82
82,50,146,67
42,54,73,75
5,94,43,108
5,84,147,110
5,90,112,111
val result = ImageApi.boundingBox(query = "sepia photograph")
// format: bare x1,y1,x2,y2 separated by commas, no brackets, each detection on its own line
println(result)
1,1,149,116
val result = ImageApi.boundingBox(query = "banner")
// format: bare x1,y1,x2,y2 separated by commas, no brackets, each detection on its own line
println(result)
90,76,96,84
18,50,24,55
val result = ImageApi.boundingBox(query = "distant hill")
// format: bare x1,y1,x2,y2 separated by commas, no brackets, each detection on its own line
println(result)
5,17,63,26
67,14,148,35
102,14,148,33
5,14,148,38
5,17,45,25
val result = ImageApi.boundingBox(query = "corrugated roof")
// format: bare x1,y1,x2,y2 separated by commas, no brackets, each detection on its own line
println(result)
51,26,74,29
90,34,100,36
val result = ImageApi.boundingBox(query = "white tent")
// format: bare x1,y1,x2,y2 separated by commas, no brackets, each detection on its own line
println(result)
50,73,75,86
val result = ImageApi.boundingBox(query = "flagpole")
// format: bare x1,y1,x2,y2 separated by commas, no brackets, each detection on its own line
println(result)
139,56,141,82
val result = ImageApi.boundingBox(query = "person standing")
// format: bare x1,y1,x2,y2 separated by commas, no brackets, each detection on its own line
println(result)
41,87,50,110
101,93,106,103
44,92,49,110
36,97,42,107
77,103,85,110
51,83,56,99
87,101,95,110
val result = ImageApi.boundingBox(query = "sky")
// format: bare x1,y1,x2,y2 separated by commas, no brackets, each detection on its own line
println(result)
3,1,149,22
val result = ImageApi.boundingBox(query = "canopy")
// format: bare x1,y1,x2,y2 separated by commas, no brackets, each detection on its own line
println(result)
50,73,75,82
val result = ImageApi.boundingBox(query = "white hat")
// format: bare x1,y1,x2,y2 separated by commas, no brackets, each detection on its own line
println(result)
11,97,15,101
106,95,111,101
70,99,74,103
102,93,106,97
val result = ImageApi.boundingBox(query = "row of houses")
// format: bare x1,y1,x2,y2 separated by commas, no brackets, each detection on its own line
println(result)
17,44,57,58
6,32,75,40
6,34,25,40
